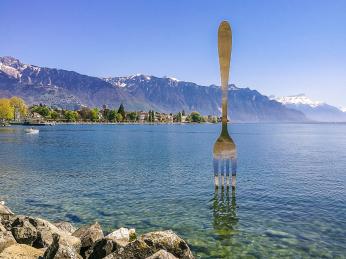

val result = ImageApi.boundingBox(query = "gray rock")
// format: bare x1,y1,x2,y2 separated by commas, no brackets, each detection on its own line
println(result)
146,250,178,259
104,239,153,259
104,230,194,259
11,216,81,252
106,227,136,247
0,243,44,258
86,238,119,259
0,223,16,253
140,230,194,259
53,245,83,259
42,233,82,259
0,202,14,221
42,233,60,259
0,219,12,233
11,216,38,245
72,222,103,257
54,222,76,234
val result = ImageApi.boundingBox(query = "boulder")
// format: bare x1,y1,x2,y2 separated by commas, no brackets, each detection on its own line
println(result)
0,220,11,233
42,233,59,259
72,222,103,256
11,216,38,245
140,230,194,259
106,227,136,247
86,238,119,259
54,222,76,234
11,216,81,252
146,249,178,259
104,239,152,259
0,243,44,259
0,202,14,221
42,233,82,259
0,223,16,253
53,245,82,259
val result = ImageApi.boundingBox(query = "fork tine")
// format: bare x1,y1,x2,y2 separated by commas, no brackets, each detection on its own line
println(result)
220,159,225,187
213,158,219,187
225,159,230,187
231,158,237,189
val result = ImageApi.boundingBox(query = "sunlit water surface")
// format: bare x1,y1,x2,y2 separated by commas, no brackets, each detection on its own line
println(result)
0,124,345,258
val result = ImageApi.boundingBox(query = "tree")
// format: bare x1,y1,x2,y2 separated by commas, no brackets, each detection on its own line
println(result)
90,108,99,122
50,110,59,120
10,97,27,117
0,98,14,120
107,110,117,122
149,110,155,122
115,113,123,122
64,111,78,122
148,110,155,122
190,112,202,123
117,103,125,119
127,112,138,121
102,108,110,121
176,112,182,122
79,107,92,121
31,105,51,118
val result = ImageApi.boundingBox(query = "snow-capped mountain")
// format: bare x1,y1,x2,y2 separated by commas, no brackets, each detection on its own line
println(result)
0,56,41,80
275,94,322,107
274,94,346,122
0,56,307,122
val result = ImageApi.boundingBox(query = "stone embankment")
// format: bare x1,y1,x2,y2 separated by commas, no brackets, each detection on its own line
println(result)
0,201,194,259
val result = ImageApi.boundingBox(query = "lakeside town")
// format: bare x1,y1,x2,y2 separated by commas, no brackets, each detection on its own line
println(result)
0,96,219,125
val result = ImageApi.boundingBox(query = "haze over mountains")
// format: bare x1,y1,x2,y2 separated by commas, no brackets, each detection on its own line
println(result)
1,56,344,122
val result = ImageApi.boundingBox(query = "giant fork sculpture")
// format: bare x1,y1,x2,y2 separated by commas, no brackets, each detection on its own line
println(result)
213,21,237,189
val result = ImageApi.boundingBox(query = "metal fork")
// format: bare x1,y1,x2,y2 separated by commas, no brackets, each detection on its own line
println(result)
213,21,237,189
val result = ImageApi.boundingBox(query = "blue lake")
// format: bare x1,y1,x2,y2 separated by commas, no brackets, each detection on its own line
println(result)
0,124,345,258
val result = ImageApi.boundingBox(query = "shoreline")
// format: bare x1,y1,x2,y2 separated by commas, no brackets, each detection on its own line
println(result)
4,121,346,126
0,201,195,259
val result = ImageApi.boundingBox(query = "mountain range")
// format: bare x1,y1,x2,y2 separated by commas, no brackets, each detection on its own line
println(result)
274,94,346,122
0,56,318,122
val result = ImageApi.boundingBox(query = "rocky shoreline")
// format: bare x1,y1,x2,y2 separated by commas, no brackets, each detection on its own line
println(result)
0,202,194,259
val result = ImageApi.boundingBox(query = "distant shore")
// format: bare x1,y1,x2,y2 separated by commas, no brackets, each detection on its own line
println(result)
4,121,346,127
6,121,217,126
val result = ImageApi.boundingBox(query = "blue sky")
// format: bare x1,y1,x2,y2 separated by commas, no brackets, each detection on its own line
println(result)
1,0,346,107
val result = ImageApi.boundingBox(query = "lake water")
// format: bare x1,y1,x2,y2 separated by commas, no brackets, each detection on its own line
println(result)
0,124,345,258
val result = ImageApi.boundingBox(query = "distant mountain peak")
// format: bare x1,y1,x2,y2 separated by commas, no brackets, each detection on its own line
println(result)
162,76,180,82
105,74,182,83
130,74,152,80
274,94,346,122
0,56,27,78
104,74,185,89
0,56,24,66
275,94,323,108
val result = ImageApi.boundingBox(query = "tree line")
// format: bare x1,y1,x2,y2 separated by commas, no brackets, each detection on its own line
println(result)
0,97,28,120
0,97,218,123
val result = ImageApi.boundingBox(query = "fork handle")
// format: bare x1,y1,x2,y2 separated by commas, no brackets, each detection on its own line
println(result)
218,21,232,125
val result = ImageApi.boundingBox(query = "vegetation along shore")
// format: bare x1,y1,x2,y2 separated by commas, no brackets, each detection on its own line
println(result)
0,96,218,125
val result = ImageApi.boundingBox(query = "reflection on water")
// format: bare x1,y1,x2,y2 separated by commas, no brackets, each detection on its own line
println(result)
212,187,238,239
